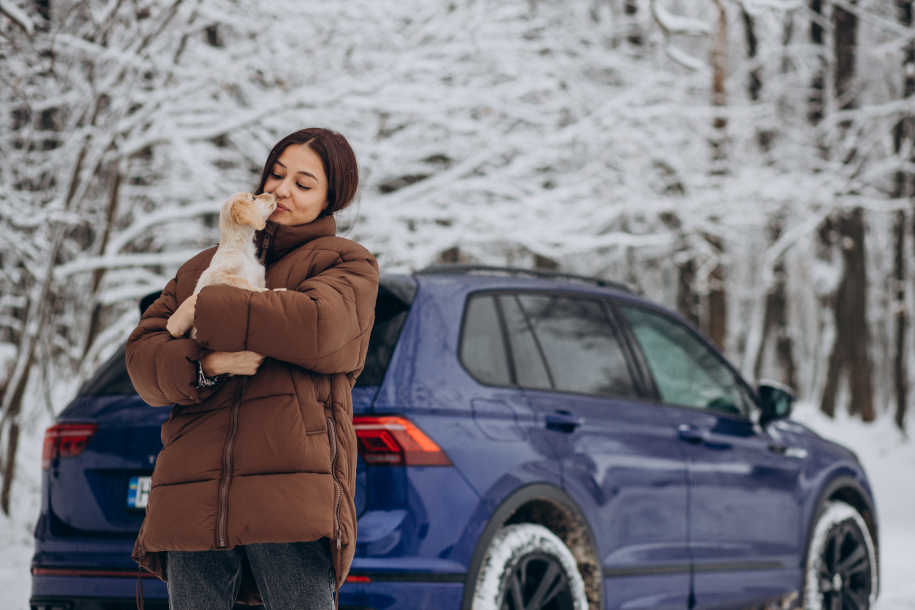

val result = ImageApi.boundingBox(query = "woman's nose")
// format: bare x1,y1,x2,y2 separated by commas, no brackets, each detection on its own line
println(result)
274,180,290,198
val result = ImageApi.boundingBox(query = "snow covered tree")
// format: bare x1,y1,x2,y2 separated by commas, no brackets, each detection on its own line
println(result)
3,0,915,520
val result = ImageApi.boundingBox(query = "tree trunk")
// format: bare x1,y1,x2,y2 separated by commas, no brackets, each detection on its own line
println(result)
704,235,727,350
841,210,874,421
754,223,798,390
808,0,826,125
819,209,875,421
895,0,915,431
743,9,774,150
709,0,728,173
742,9,761,102
677,258,700,328
893,210,907,429
833,0,857,112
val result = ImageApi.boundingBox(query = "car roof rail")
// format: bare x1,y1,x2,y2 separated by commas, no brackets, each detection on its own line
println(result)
415,264,632,293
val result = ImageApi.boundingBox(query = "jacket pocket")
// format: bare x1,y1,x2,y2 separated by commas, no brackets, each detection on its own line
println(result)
290,370,329,434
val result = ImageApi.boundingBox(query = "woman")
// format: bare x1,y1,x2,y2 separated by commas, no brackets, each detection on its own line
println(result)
126,128,379,610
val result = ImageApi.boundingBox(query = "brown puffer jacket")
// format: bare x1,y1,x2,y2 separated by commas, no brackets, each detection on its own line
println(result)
125,215,378,603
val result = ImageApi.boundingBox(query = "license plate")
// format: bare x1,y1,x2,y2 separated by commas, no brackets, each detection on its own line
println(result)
127,476,152,509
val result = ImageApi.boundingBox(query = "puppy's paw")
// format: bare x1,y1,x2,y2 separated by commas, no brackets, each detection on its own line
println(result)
272,288,287,291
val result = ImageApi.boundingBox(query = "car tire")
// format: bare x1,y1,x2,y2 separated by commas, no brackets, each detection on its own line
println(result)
804,500,878,610
471,523,588,610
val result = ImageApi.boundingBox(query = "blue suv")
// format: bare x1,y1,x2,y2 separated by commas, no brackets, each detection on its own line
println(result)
31,265,878,610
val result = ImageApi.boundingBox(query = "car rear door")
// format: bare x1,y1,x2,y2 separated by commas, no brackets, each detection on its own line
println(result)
500,292,691,610
615,302,803,610
455,292,562,496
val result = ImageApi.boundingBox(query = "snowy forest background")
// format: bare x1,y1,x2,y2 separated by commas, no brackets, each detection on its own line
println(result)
2,0,915,606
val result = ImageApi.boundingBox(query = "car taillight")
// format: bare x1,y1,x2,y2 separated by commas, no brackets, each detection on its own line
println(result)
42,423,98,469
352,416,451,466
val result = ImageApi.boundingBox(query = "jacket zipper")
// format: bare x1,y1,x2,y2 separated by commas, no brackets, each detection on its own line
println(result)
259,233,272,266
217,376,248,548
327,416,341,552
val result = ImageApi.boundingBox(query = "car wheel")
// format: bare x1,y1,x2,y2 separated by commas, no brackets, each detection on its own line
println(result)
471,523,588,610
804,500,878,610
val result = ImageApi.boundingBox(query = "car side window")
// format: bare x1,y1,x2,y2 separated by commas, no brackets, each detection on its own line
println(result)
618,304,751,416
460,294,512,386
498,295,552,390
516,294,638,398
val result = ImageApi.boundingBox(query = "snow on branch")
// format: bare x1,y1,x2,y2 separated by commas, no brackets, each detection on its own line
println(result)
651,0,712,36
108,200,222,253
664,44,708,71
0,0,33,35
54,250,203,279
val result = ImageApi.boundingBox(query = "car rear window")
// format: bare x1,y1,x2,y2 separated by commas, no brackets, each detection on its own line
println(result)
355,276,416,387
78,344,136,397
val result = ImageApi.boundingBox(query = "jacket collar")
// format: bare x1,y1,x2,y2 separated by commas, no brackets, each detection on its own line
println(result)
256,215,336,266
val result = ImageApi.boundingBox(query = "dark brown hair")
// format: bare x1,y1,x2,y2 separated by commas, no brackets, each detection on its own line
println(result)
255,128,359,218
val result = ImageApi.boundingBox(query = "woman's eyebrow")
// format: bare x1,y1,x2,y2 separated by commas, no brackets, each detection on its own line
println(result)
275,160,317,181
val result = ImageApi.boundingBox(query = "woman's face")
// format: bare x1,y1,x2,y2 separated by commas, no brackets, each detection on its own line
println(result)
264,145,328,226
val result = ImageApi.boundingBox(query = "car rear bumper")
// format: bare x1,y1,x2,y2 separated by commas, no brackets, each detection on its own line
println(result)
30,574,464,610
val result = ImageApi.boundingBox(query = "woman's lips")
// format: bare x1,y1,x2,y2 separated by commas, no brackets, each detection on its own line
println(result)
276,203,289,212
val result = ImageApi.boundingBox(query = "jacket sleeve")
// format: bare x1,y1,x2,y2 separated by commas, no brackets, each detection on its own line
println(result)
125,278,224,407
193,250,379,374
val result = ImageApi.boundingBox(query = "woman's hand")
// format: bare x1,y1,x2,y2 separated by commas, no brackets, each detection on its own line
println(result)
200,351,265,377
166,294,197,338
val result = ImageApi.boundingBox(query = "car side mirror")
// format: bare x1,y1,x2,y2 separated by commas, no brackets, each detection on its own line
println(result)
757,380,794,425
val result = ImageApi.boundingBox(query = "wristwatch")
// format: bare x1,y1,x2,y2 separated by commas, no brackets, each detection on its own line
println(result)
196,361,221,389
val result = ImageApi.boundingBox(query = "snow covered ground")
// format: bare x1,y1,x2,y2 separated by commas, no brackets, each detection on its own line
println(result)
0,404,910,609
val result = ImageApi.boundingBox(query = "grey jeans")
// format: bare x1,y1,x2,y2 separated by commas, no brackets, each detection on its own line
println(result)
166,540,336,610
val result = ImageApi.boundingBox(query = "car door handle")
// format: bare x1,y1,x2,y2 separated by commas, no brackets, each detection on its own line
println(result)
768,443,809,459
545,412,583,433
677,424,708,444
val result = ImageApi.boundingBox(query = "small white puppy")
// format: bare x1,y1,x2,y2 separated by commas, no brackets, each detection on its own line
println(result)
189,192,277,339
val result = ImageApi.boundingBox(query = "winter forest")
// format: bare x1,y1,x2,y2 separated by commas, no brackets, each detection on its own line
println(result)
1,0,915,602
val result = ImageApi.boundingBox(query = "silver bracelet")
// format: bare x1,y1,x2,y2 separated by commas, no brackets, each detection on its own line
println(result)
196,361,221,388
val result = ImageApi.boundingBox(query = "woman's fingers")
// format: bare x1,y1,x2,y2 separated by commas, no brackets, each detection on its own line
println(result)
203,351,266,376
242,352,266,375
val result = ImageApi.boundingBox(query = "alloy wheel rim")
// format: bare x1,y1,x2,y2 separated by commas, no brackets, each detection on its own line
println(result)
500,553,576,610
817,520,872,610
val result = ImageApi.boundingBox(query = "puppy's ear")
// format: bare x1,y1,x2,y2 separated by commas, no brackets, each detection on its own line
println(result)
229,197,267,230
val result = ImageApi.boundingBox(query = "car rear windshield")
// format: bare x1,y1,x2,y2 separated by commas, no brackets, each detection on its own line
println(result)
77,276,415,396
356,276,415,386
78,343,136,397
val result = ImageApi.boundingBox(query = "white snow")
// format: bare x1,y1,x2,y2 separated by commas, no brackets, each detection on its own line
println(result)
0,0,33,35
651,0,712,36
